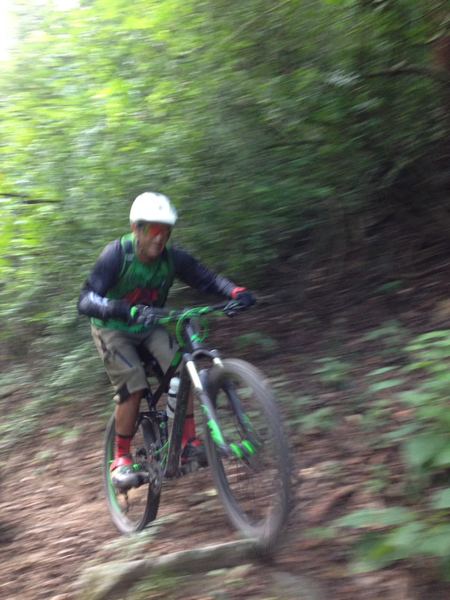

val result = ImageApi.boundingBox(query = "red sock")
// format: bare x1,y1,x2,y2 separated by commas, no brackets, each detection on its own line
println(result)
182,415,196,447
116,434,132,458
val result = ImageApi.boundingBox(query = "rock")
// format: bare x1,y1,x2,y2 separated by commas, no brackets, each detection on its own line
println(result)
152,539,257,572
224,563,253,582
75,539,257,600
270,571,327,600
75,560,149,600
187,488,218,507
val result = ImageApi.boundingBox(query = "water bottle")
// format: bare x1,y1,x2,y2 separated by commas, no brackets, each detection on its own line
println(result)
166,376,180,421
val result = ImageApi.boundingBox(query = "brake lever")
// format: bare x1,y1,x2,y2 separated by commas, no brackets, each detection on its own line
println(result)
223,300,243,317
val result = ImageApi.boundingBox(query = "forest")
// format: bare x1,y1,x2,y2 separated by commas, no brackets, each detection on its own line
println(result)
0,1,449,599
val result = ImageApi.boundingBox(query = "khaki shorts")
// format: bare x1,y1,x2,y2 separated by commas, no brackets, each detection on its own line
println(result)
91,324,177,403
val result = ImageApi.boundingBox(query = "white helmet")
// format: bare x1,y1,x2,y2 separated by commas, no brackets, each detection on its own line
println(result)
129,192,178,226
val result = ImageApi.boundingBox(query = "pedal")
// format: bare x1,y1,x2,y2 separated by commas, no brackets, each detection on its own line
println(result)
112,466,149,492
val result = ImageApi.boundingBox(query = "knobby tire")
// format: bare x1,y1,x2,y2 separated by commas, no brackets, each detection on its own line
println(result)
204,358,291,551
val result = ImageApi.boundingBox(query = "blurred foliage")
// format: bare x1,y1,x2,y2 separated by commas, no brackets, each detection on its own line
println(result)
313,356,351,389
362,319,409,358
401,331,450,476
1,5,449,587
327,329,450,577
297,405,336,432
0,0,448,393
234,331,279,355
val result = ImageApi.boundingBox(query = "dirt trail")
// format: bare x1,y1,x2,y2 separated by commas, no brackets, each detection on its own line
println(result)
2,285,450,600
0,389,416,600
0,399,279,599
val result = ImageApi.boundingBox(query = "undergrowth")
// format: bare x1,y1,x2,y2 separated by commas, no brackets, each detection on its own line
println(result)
321,329,450,579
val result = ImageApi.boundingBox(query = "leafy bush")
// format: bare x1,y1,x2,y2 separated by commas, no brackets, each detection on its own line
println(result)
235,332,279,355
327,330,450,576
313,356,351,389
400,332,450,476
363,320,409,358
0,0,448,410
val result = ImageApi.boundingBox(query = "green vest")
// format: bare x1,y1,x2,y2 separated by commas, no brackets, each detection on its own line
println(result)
92,232,175,333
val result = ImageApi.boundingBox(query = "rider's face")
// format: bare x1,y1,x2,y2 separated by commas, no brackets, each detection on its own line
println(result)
132,222,171,262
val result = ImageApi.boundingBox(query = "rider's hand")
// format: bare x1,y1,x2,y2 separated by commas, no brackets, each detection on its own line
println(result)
129,304,161,327
105,299,132,321
230,287,256,309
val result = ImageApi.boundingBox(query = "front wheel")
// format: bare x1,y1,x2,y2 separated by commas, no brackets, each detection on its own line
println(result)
204,359,291,551
103,414,162,534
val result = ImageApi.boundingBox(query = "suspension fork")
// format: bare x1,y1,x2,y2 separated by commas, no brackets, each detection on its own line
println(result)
195,357,260,459
183,353,232,459
221,381,260,449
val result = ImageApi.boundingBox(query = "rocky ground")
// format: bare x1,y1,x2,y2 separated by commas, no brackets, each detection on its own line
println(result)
0,395,418,600
1,268,450,600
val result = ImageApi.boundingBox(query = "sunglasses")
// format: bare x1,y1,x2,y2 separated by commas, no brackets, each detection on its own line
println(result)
139,223,172,237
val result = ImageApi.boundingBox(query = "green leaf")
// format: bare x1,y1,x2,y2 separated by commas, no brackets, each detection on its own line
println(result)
368,367,398,377
350,532,401,572
384,521,425,550
433,445,450,469
368,379,404,392
351,523,427,572
421,526,450,558
399,390,433,406
403,434,447,469
382,422,420,442
303,526,336,540
431,488,450,510
335,507,414,529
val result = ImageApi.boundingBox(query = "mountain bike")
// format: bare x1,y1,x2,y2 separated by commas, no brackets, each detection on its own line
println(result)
103,300,291,550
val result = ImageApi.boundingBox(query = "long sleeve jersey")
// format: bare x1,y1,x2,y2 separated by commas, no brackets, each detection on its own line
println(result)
78,235,236,330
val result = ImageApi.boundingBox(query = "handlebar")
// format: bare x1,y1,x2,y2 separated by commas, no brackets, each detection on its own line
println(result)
147,300,249,346
156,299,246,325
130,300,250,346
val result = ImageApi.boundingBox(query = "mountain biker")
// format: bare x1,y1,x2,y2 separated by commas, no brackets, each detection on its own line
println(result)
77,192,255,489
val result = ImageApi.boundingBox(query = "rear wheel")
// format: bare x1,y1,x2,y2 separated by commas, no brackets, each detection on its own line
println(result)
204,359,291,551
104,414,162,534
